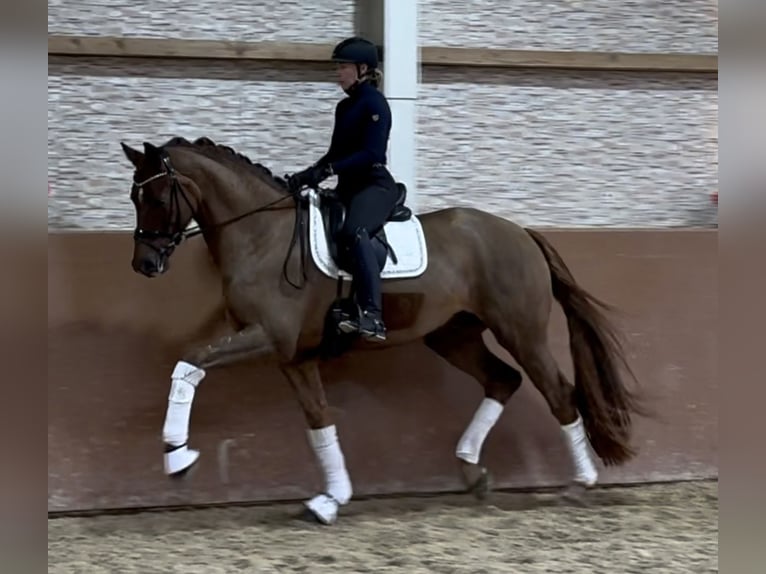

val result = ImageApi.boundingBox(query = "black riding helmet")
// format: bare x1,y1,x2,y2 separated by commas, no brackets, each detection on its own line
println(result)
331,36,379,70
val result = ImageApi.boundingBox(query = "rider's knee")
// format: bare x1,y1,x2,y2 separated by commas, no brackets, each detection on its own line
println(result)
353,227,370,242
340,225,369,246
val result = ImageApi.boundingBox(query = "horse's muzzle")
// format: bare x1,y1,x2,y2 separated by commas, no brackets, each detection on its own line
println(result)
133,254,167,277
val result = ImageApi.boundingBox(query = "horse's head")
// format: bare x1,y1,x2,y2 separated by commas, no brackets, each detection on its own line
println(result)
120,141,201,277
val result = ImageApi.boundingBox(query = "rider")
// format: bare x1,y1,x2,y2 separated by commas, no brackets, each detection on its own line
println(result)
287,36,398,342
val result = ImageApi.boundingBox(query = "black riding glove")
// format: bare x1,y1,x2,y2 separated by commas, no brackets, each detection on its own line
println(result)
287,163,332,194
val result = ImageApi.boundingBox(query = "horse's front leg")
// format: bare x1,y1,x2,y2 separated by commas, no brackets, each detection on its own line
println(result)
162,324,278,476
281,360,353,526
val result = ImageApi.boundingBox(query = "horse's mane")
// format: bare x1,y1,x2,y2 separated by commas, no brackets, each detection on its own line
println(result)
162,136,289,190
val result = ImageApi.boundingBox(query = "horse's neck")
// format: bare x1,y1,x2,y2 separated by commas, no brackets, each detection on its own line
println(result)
170,147,291,270
170,148,280,227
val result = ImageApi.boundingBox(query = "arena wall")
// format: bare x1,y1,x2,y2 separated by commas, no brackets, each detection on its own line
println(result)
48,230,717,513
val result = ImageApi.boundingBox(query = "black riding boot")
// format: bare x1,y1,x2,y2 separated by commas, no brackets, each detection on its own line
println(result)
338,229,386,341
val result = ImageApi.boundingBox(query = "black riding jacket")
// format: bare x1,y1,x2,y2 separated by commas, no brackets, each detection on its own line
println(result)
318,80,392,193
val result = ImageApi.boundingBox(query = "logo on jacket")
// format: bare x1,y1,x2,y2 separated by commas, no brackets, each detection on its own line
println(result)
372,114,379,122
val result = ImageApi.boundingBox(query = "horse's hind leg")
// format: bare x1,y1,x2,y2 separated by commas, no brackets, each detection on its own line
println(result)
494,327,598,488
424,312,523,498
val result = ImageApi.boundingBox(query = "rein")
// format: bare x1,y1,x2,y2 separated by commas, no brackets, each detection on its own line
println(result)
131,149,317,290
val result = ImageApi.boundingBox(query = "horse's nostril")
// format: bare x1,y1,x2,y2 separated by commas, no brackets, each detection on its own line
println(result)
140,258,158,275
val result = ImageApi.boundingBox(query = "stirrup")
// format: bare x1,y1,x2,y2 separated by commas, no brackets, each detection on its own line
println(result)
337,304,358,334
337,315,360,334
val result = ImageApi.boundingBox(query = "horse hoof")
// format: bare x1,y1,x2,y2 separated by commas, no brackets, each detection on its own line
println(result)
469,469,492,500
168,460,198,480
460,463,492,500
560,483,591,506
295,507,324,525
302,494,340,526
164,444,200,478
575,475,598,489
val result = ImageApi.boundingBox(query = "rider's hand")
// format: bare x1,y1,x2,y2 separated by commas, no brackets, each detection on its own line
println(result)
287,164,332,194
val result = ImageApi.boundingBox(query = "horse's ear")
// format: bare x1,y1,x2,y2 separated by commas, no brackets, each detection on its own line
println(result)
143,141,161,157
120,142,144,168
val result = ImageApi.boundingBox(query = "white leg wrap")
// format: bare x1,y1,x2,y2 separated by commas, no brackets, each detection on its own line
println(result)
456,398,504,464
561,414,598,487
162,360,206,446
307,425,352,506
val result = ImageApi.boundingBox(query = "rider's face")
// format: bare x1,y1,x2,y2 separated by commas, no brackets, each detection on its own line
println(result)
335,62,366,90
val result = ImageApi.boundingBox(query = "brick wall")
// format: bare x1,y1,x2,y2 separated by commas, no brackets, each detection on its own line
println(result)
418,0,718,53
47,1,718,230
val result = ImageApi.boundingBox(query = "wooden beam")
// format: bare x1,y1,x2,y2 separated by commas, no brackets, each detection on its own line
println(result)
47,35,334,63
48,35,717,73
420,46,717,73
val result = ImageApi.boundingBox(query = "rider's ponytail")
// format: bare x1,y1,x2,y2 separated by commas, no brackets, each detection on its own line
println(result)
364,68,384,90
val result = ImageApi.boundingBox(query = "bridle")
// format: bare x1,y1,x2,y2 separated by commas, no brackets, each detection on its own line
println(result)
131,156,195,261
131,148,312,288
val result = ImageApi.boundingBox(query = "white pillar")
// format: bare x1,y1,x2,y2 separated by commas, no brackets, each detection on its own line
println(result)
382,0,419,212
355,0,419,212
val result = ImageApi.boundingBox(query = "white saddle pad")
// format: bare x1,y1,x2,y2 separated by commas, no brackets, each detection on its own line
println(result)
307,189,428,280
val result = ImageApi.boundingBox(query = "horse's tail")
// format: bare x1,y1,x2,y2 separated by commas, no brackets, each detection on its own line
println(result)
525,228,650,465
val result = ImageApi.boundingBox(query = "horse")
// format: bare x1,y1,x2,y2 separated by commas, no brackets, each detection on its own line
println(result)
119,136,647,525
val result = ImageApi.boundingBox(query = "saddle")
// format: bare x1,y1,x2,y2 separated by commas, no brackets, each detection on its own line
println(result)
320,183,412,271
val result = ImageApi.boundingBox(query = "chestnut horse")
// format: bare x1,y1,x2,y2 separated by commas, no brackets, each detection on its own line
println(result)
120,136,646,525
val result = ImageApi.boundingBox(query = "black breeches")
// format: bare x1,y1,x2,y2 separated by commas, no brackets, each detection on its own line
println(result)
337,178,398,270
339,180,398,243
336,178,398,315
